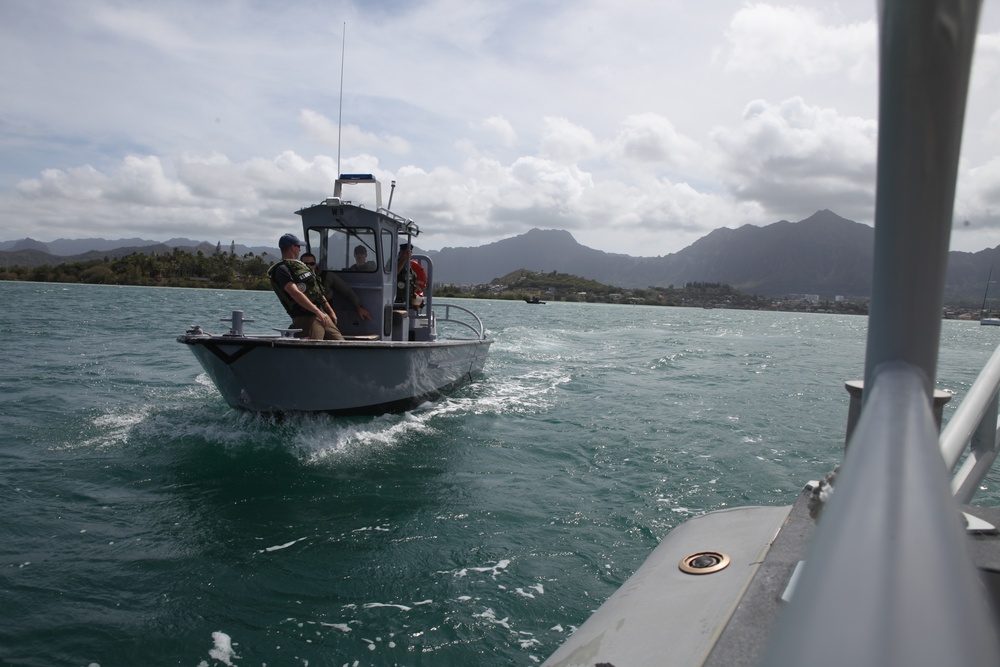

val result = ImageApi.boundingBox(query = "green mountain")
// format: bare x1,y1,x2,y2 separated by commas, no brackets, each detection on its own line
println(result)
4,210,1000,303
426,210,997,303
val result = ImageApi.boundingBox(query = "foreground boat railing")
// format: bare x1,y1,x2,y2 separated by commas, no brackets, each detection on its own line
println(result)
764,1,1000,664
766,362,1000,665
941,342,1000,502
431,302,488,340
849,342,1000,506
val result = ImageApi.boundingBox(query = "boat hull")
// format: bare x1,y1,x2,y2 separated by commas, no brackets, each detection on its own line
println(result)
178,334,492,414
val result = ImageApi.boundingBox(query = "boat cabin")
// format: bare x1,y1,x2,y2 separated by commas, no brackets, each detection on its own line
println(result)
296,174,434,342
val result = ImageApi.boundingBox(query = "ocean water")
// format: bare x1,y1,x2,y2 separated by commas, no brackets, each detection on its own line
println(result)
2,280,999,667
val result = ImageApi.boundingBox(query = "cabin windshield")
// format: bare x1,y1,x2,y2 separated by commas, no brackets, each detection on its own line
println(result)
329,228,378,273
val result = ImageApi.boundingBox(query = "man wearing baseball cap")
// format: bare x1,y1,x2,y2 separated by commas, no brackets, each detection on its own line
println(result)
266,233,344,340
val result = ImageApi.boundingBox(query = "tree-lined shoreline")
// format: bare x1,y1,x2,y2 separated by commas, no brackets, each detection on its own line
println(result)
0,250,982,319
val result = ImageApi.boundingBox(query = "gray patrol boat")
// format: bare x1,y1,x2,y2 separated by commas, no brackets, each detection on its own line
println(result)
178,175,492,415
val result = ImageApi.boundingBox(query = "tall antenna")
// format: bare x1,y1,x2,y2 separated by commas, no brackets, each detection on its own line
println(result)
336,22,346,178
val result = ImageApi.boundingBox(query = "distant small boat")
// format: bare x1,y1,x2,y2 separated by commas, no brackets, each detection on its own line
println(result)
524,296,546,304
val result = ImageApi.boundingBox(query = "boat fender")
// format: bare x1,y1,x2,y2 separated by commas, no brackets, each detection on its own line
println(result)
410,260,427,296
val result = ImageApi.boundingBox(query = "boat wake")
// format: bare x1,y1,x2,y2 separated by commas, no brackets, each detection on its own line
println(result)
428,366,571,418
59,374,450,464
63,357,567,468
291,412,433,464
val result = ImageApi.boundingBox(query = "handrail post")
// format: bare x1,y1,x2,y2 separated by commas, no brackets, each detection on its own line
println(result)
861,0,978,398
844,380,951,449
951,386,1000,502
940,340,1000,468
844,381,864,447
971,388,1000,458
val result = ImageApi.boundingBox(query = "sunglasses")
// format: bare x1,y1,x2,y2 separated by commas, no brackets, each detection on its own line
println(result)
303,261,316,266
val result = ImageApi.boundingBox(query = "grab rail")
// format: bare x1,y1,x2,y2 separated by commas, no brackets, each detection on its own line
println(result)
431,302,487,340
376,207,417,233
940,342,1000,502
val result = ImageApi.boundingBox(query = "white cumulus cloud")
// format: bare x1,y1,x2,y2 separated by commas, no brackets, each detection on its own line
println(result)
711,97,877,222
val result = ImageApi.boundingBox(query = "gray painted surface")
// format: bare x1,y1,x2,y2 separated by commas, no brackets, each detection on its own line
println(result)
542,505,791,667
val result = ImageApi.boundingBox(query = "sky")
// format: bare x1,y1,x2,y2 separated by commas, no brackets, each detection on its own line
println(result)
2,0,1000,257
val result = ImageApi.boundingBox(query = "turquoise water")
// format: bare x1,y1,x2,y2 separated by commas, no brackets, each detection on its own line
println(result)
2,281,999,666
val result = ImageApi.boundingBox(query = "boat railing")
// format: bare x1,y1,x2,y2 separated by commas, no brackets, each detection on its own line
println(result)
940,341,1000,503
767,359,1000,664
763,2,1000,663
376,207,418,234
431,302,487,340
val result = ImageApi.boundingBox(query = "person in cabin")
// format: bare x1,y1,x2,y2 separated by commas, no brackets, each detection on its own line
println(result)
266,234,344,340
395,243,425,309
301,251,372,322
345,245,377,272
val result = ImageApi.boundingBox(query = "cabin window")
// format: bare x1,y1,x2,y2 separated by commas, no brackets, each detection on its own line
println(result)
329,228,378,272
381,230,394,274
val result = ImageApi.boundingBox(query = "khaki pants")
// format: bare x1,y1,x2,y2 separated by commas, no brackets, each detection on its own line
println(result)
291,315,344,340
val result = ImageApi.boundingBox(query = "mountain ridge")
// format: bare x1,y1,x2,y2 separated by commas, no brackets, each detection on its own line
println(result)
4,211,1000,302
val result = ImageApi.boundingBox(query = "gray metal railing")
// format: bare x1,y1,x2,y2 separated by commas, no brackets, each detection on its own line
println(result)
763,0,1000,664
940,342,1000,502
431,302,488,340
767,361,1000,665
846,341,1000,505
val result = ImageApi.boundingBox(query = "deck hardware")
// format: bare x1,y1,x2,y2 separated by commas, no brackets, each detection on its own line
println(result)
679,551,731,575
221,310,254,337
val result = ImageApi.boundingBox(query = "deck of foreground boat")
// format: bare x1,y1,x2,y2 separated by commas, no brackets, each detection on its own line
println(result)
543,487,1000,667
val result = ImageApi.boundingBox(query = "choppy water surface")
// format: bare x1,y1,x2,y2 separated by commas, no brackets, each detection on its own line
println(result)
2,281,998,666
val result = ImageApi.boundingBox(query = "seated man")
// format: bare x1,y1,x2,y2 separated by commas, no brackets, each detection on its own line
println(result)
345,245,377,272
302,251,371,322
266,234,344,340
